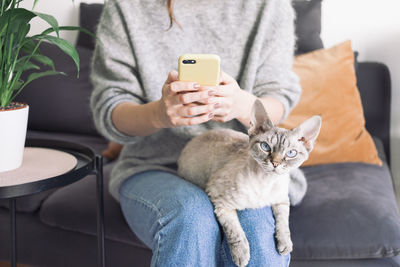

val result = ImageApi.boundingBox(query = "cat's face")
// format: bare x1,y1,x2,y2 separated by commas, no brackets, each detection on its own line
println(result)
248,100,321,175
250,127,310,174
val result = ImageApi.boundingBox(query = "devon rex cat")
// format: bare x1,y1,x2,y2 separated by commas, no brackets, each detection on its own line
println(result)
177,100,321,267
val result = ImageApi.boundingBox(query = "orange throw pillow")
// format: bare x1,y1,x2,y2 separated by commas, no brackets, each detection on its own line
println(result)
279,40,382,166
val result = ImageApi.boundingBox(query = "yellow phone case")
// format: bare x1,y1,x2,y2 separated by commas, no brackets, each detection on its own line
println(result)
178,54,220,86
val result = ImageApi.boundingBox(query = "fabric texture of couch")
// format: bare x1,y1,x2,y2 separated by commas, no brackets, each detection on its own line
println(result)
1,1,400,266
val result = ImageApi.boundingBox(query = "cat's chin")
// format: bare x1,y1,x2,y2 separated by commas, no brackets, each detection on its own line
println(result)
263,166,290,175
260,165,284,174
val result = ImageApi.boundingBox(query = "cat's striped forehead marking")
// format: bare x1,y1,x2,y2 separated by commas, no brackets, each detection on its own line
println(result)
268,131,290,149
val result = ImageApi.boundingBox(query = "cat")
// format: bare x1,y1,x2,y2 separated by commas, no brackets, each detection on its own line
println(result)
177,100,321,267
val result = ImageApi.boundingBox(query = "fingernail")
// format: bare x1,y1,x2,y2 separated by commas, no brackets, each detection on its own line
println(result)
194,83,200,89
214,103,220,108
208,91,215,96
209,113,214,118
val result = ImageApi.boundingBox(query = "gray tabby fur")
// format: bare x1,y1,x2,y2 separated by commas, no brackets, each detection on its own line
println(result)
177,100,321,267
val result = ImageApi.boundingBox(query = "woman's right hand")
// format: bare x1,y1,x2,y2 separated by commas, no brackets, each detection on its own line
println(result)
155,70,217,128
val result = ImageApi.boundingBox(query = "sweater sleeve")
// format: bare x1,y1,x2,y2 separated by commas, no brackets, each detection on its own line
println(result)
90,0,145,144
252,0,301,123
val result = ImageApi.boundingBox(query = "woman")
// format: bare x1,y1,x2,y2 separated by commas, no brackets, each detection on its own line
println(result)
90,0,301,266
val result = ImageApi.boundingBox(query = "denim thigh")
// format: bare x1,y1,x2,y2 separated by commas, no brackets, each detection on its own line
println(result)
119,170,222,267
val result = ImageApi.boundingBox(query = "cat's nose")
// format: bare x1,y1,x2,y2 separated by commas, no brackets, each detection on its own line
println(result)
271,161,280,168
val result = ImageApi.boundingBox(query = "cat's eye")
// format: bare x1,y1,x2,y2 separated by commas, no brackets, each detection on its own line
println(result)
286,149,298,158
260,142,271,152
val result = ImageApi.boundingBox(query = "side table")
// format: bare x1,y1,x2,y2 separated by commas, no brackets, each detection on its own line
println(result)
0,138,105,267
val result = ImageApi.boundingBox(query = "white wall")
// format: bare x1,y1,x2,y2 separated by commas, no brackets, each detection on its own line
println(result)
20,0,400,199
322,0,400,135
321,0,400,202
19,0,101,44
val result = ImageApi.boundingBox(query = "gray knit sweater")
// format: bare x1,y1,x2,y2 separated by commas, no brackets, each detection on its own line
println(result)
90,0,301,201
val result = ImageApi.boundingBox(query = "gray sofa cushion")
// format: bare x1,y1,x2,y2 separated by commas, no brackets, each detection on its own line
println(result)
291,162,400,259
0,130,109,213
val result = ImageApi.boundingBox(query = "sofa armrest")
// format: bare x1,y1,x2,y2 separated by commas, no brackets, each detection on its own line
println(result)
356,62,391,164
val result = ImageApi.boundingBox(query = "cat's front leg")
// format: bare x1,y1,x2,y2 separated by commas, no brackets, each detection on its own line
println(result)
214,205,250,267
272,202,293,255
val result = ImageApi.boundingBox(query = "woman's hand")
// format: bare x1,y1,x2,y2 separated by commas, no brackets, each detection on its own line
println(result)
155,70,217,128
209,70,256,124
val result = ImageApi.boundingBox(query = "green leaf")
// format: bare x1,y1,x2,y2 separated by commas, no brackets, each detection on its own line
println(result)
26,70,65,85
7,32,14,64
12,79,23,91
39,25,103,47
0,37,3,64
37,35,80,76
20,38,40,55
41,25,98,43
15,60,40,72
1,0,12,12
33,12,59,37
15,23,30,46
29,54,55,70
0,8,36,27
18,40,56,71
0,19,8,36
33,0,39,9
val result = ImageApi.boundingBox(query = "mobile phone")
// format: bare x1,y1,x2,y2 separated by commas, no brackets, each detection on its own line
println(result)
178,54,220,86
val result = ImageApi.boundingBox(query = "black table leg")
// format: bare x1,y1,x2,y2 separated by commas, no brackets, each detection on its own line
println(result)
95,155,105,267
10,198,16,267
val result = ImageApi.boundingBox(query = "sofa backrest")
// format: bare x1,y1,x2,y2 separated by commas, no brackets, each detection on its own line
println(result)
356,62,391,162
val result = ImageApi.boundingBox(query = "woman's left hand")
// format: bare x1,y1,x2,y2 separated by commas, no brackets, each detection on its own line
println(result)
206,70,256,123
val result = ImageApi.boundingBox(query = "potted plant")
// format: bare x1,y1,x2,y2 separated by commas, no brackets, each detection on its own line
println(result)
0,0,92,172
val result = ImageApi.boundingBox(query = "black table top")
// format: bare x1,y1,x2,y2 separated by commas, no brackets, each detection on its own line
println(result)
0,138,98,199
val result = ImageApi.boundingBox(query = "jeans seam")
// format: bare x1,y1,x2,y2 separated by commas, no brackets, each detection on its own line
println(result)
120,188,172,267
152,232,161,267
120,187,165,224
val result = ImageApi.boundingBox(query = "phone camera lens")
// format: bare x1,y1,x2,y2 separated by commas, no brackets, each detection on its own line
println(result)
183,59,196,64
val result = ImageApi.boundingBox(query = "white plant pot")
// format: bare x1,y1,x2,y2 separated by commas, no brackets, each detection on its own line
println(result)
0,103,29,172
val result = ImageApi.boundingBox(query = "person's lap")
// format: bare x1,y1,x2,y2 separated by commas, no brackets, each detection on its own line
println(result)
119,170,290,267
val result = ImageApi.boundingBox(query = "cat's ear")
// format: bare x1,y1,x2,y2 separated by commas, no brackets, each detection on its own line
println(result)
293,116,322,152
248,99,274,136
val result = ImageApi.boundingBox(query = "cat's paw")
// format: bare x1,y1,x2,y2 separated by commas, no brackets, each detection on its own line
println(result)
276,233,293,255
229,237,250,267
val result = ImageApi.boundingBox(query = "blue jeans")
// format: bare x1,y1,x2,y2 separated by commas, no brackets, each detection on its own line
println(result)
119,170,290,267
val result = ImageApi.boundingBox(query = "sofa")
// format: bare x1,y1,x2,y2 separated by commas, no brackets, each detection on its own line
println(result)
1,0,400,266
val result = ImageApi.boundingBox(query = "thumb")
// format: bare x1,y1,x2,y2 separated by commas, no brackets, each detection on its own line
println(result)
166,70,179,84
